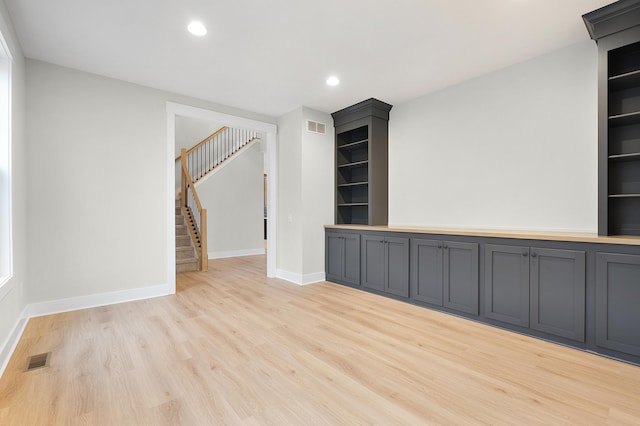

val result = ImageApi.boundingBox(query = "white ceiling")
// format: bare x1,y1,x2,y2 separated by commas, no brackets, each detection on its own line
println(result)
5,0,612,117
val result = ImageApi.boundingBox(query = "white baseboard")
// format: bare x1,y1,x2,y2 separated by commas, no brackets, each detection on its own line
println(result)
208,248,265,260
275,269,325,286
0,308,28,378
24,283,173,318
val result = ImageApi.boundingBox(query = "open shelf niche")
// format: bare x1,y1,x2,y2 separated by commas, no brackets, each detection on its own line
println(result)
584,0,640,235
332,99,392,225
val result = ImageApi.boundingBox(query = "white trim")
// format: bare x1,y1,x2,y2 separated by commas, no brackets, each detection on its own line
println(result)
0,274,16,303
275,269,326,286
266,131,277,278
166,107,177,293
166,102,278,278
24,283,172,318
0,309,27,378
208,248,265,259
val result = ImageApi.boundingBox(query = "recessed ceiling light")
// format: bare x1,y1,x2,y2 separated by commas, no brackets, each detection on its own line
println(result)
326,76,340,86
188,21,207,36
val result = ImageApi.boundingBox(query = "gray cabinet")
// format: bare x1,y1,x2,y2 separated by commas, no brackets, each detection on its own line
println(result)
486,244,586,341
362,234,409,297
326,227,640,364
530,248,586,342
596,253,640,356
411,239,478,315
485,244,530,327
325,231,360,286
411,239,443,305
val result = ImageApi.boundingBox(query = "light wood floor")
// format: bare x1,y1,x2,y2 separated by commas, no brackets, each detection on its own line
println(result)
1,255,639,425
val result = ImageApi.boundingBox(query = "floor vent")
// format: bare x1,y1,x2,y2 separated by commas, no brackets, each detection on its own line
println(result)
25,352,50,372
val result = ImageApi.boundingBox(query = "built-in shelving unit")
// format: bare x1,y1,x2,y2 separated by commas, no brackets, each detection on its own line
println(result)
584,0,640,235
607,40,640,235
332,99,392,225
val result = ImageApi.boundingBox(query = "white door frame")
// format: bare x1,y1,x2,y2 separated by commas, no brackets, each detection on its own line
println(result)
166,102,277,290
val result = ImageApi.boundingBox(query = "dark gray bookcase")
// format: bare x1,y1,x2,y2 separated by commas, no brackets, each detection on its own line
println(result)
331,98,392,225
584,0,640,235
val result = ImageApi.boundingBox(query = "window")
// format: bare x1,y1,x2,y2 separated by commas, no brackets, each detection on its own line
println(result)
0,31,11,287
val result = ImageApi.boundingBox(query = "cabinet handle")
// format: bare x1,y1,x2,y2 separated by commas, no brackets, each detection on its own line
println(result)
443,244,448,249
531,252,537,258
522,252,528,257
437,244,442,249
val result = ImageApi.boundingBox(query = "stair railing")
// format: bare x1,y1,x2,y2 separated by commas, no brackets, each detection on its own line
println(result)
177,126,259,185
180,148,208,272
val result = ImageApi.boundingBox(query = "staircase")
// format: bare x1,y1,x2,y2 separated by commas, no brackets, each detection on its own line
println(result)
176,126,260,273
175,198,198,272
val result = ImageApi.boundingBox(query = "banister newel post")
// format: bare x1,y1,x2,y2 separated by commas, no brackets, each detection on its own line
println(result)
181,148,188,208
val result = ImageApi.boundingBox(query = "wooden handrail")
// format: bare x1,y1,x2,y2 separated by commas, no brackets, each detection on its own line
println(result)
181,149,204,212
175,126,228,161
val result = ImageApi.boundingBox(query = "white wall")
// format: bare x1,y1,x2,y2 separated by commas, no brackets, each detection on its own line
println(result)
0,0,27,372
198,143,264,258
389,41,598,233
175,116,225,154
25,59,276,305
301,107,334,274
277,107,303,275
276,106,333,283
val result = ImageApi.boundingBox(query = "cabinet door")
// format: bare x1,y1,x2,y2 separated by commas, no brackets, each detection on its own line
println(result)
385,237,409,298
361,235,386,291
530,248,585,342
443,241,479,315
411,239,443,305
342,233,361,286
326,232,344,283
596,253,640,356
485,244,530,327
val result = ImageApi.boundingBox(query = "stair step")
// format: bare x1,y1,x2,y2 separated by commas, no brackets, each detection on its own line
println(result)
175,207,182,215
176,258,198,273
176,256,198,264
176,235,191,247
176,224,188,236
176,215,185,225
176,246,195,259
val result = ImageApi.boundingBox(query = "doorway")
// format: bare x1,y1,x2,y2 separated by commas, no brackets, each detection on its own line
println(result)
166,103,277,290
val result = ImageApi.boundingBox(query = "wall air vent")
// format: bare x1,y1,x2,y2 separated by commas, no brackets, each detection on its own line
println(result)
306,120,326,135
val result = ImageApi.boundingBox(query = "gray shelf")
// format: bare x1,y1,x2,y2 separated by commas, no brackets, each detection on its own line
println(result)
609,193,640,198
609,110,640,127
609,69,640,91
609,152,640,162
338,181,368,187
337,160,368,169
338,139,368,150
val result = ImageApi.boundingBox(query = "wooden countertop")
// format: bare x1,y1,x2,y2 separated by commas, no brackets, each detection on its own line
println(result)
324,224,640,246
